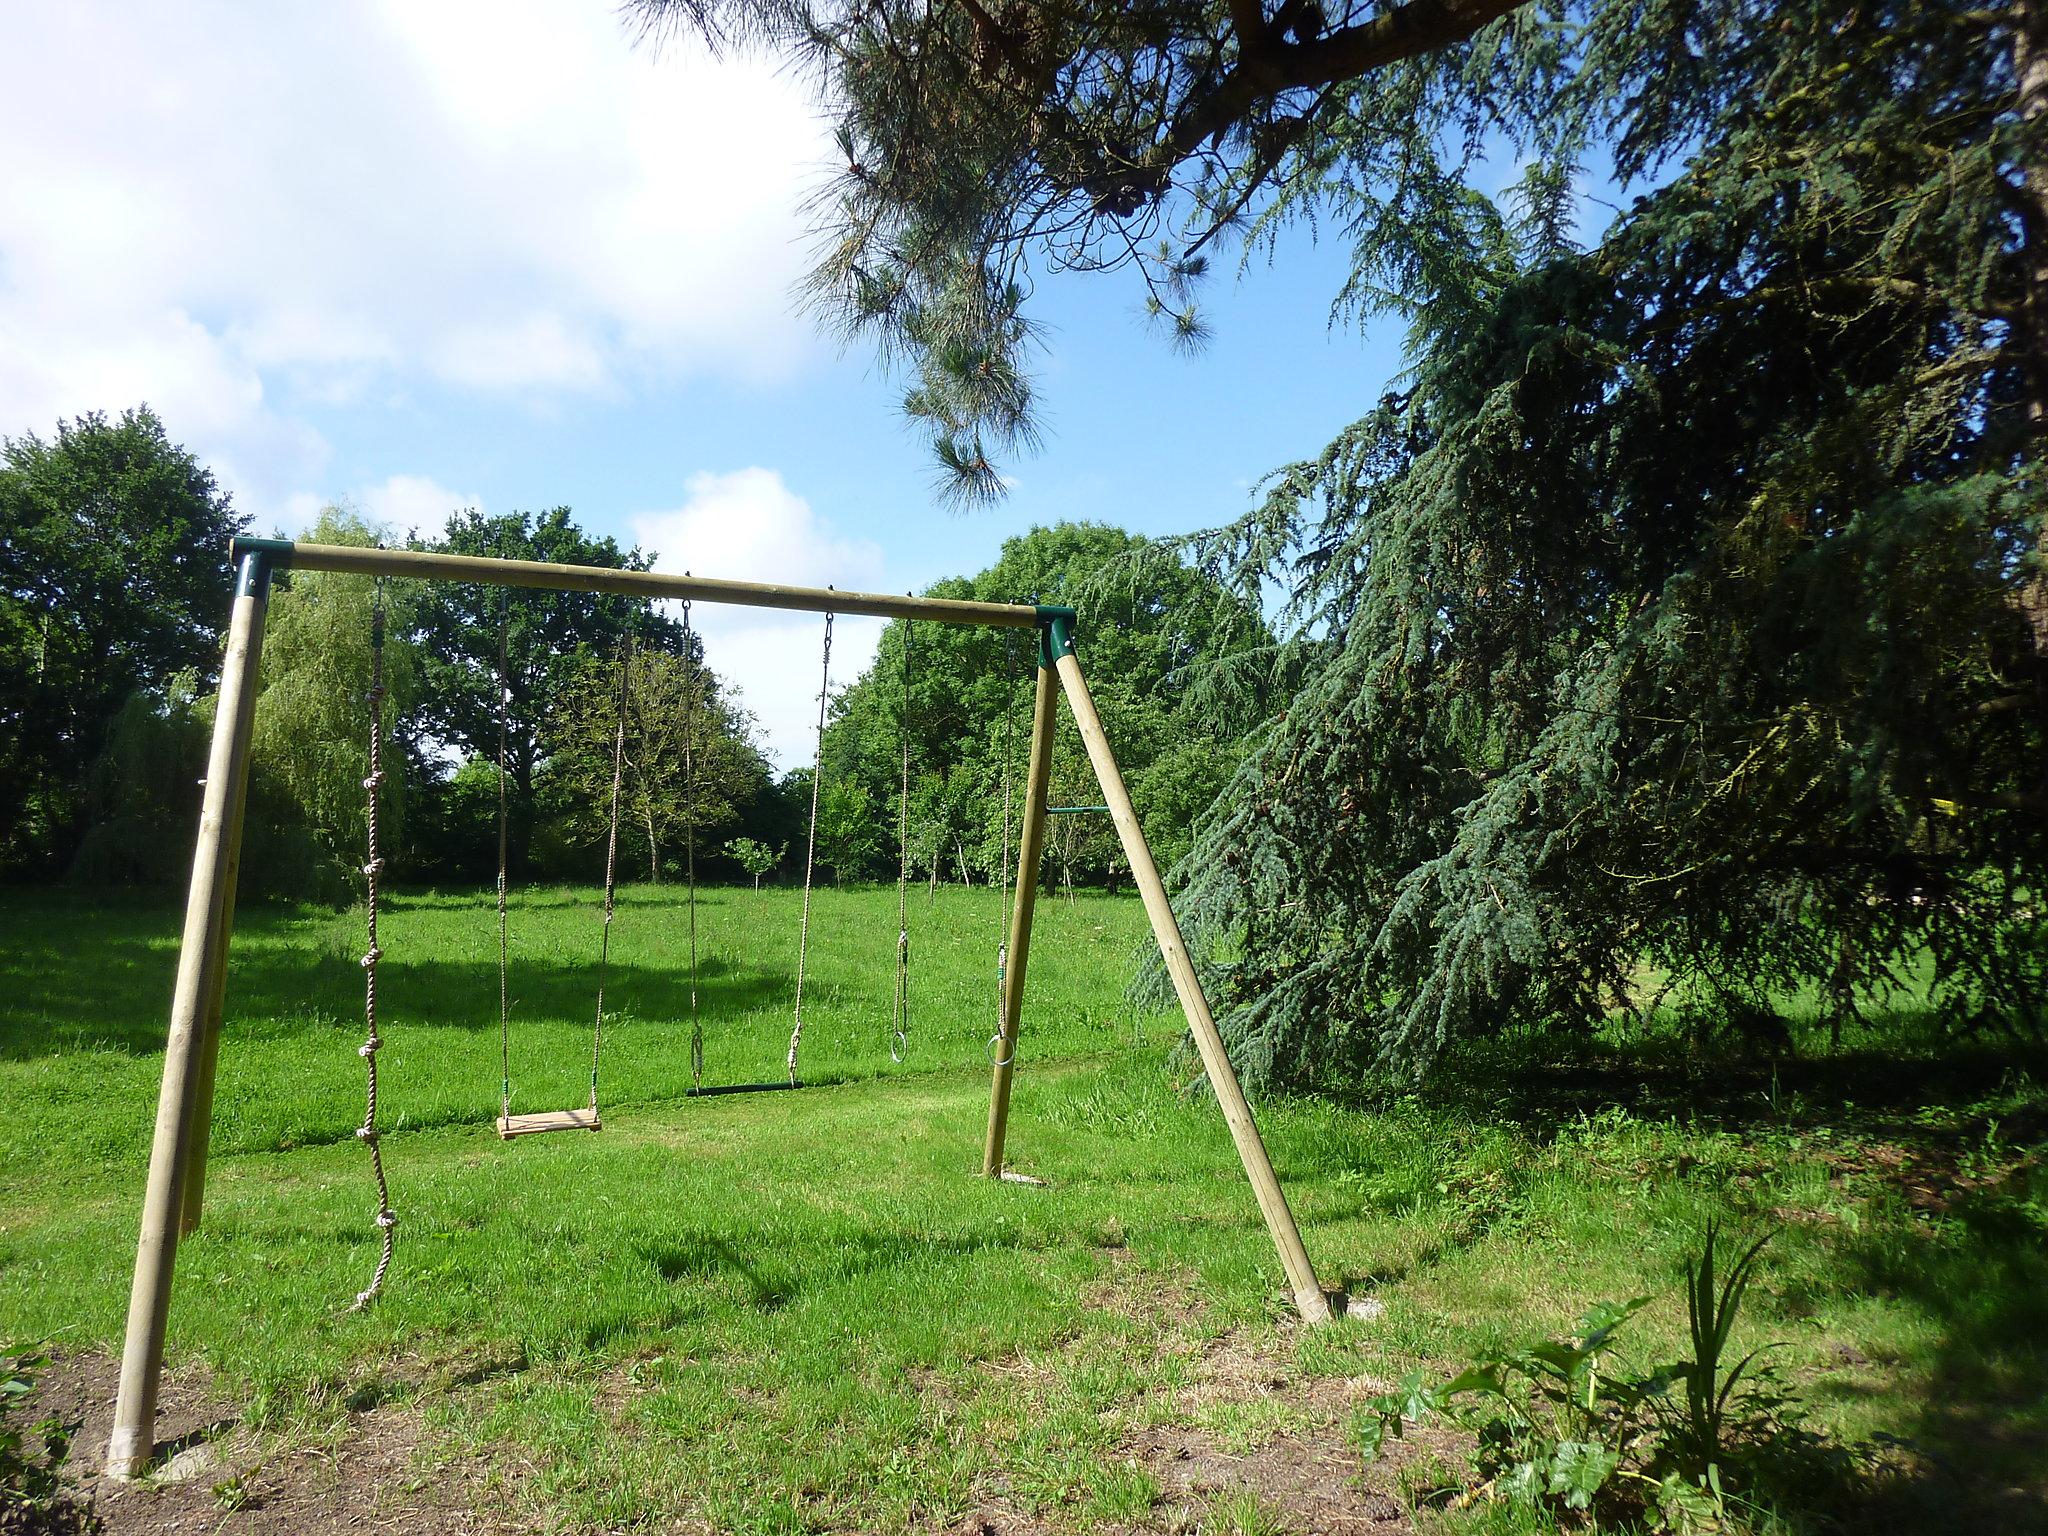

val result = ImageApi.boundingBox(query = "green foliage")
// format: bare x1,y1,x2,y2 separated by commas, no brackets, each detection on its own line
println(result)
1359,1227,1824,1529
543,647,772,883
628,0,1561,496
725,836,784,887
0,1344,99,1534
68,672,212,887
407,506,685,876
1156,0,2045,1085
246,508,423,899
822,522,1269,885
0,405,243,875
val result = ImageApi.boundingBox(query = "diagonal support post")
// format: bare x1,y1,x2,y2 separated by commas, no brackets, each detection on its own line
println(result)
1046,613,1333,1325
982,626,1058,1177
106,550,273,1478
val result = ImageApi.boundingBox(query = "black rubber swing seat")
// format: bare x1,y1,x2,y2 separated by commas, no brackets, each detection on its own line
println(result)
685,1081,803,1098
497,1108,602,1138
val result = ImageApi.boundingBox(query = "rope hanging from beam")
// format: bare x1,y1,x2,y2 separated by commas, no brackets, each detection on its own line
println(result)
891,619,912,1064
787,609,833,1084
988,636,1022,1070
350,579,397,1311
680,595,703,1092
495,598,513,1121
587,638,630,1115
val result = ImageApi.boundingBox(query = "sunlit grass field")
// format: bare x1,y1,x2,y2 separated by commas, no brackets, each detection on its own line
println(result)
0,883,2043,1532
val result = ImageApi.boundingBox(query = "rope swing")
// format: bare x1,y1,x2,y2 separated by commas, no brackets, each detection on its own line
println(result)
891,619,913,1064
786,608,833,1085
680,595,704,1093
586,638,630,1115
494,626,623,1139
988,638,1022,1069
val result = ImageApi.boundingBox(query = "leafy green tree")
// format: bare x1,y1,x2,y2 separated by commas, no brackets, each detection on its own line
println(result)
806,774,889,884
69,672,213,887
727,836,784,888
825,522,1271,883
0,407,244,872
247,509,422,897
545,648,772,881
409,507,687,873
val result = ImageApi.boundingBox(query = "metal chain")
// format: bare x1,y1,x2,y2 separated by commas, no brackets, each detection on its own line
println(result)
496,600,512,1120
590,639,630,1111
681,596,703,1092
350,581,397,1311
787,608,833,1084
891,619,911,1064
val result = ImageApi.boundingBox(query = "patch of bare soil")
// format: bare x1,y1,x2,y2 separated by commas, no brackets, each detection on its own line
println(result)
23,1351,509,1535
1125,1322,1430,1535
976,1262,1452,1535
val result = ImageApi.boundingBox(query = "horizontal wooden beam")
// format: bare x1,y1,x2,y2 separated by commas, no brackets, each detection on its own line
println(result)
237,539,1047,629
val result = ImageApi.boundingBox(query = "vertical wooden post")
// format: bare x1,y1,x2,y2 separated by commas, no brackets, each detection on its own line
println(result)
1048,620,1333,1325
179,761,251,1235
982,637,1058,1177
106,552,273,1480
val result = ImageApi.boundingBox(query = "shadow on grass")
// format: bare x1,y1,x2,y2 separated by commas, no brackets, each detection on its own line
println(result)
1410,1021,2048,1157
1386,1018,2048,1533
0,940,796,1062
1830,1194,2048,1533
632,1222,1039,1327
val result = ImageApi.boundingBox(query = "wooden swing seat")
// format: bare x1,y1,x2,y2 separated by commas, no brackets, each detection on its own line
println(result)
497,1107,602,1139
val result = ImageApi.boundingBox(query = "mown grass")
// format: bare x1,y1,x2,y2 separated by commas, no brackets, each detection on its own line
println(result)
0,884,2043,1533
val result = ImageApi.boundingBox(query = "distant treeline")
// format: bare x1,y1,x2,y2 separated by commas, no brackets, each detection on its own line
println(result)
2,408,1270,900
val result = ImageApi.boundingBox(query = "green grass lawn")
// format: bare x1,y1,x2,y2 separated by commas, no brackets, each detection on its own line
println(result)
0,883,2043,1533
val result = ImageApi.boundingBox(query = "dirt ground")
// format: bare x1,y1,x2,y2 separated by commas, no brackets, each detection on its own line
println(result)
26,1323,1431,1535
27,1350,499,1535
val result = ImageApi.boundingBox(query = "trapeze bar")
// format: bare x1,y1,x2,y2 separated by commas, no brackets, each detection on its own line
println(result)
233,538,1047,630
1045,804,1111,815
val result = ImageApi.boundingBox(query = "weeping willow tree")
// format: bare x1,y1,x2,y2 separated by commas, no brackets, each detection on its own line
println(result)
630,0,2047,1081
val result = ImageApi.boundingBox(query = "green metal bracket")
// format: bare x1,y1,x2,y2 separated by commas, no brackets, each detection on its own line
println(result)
1035,604,1077,667
230,535,297,567
230,536,295,598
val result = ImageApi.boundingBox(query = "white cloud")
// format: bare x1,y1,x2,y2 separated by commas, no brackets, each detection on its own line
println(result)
359,475,484,539
0,2,827,514
631,469,888,771
278,475,480,542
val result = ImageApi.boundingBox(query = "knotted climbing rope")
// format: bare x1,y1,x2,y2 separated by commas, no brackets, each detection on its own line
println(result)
350,580,397,1311
495,600,513,1122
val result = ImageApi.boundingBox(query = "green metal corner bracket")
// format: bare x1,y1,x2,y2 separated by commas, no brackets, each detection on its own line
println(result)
1035,605,1077,667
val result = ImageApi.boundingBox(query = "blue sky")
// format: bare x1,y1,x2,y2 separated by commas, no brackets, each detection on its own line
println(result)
3,3,1414,763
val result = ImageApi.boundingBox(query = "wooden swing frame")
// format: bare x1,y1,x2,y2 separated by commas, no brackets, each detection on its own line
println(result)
104,536,1335,1480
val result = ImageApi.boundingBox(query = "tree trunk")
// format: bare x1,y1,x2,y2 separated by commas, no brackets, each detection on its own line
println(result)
645,811,659,884
2011,0,2048,831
